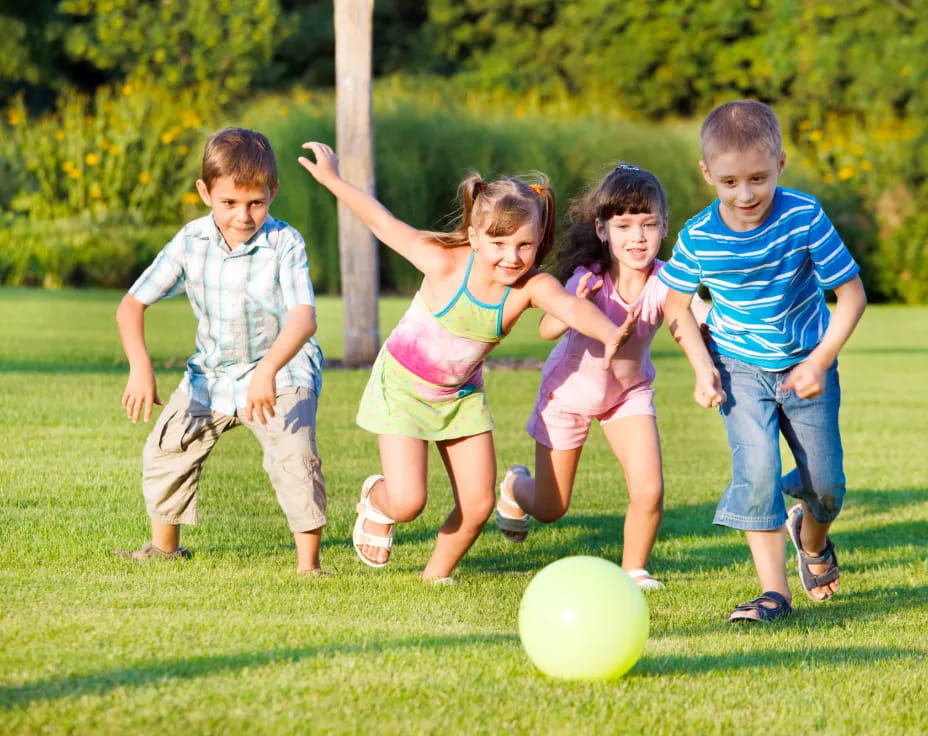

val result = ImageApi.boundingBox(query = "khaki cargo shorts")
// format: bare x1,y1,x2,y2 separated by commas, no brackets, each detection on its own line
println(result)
142,387,326,532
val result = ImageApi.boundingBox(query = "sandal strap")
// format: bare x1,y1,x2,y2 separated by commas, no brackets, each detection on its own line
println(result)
354,529,393,550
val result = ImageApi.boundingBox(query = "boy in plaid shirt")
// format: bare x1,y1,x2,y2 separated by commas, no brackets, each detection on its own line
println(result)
115,128,328,575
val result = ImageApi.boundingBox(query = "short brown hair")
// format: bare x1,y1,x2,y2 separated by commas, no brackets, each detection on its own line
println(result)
201,127,278,191
700,100,782,161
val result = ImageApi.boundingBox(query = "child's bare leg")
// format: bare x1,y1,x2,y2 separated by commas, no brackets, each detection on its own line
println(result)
795,501,840,600
602,415,663,575
151,519,181,552
744,528,791,615
422,432,497,580
507,443,582,523
294,527,322,573
357,434,429,565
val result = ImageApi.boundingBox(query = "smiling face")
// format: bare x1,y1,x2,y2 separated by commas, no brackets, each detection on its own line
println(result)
467,216,541,286
595,210,665,276
700,147,786,232
196,175,277,248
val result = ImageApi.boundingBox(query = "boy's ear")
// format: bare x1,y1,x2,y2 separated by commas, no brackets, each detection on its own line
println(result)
698,160,714,187
195,179,212,206
777,150,787,174
268,181,280,203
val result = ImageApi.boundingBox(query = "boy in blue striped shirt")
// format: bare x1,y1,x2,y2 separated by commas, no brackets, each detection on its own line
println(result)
661,100,866,622
115,128,328,575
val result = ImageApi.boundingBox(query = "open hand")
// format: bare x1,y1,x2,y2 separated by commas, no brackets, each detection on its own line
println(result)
122,370,162,423
601,306,640,368
575,271,604,300
245,366,277,424
297,142,340,185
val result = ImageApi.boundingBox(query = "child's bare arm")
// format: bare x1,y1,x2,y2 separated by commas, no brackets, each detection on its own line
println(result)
245,305,318,424
298,142,443,274
538,271,603,340
529,272,635,367
664,288,725,408
783,275,866,398
116,293,162,423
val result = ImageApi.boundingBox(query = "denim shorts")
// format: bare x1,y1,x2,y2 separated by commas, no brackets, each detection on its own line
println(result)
712,352,846,531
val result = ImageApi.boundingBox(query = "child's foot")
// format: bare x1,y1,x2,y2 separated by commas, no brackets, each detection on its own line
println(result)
115,542,189,561
496,465,531,542
353,475,395,567
421,574,458,586
298,568,335,578
626,568,664,590
786,504,840,601
728,591,793,623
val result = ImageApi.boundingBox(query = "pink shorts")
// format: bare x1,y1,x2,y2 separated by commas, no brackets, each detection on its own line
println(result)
526,388,656,451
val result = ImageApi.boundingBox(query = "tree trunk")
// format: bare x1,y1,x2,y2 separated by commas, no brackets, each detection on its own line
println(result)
334,0,378,366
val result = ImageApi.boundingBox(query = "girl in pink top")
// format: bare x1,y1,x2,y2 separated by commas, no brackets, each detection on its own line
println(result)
299,143,635,583
497,164,708,590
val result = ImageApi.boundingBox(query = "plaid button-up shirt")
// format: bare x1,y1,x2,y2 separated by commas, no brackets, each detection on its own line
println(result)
130,214,323,415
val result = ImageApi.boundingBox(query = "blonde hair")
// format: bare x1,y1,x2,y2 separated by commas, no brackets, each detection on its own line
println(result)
428,172,556,268
700,100,782,161
201,127,278,191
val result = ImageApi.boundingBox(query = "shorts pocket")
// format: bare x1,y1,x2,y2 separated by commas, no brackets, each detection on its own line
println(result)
157,408,213,453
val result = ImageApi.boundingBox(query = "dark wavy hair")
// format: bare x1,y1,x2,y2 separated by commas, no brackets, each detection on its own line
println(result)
555,164,668,282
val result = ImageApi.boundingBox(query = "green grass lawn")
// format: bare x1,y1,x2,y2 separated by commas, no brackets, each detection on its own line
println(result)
1,289,926,735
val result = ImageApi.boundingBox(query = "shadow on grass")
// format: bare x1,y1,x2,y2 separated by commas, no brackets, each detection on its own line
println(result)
634,644,926,677
0,633,516,711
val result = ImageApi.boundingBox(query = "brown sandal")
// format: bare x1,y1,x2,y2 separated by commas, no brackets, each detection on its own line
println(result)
115,542,189,561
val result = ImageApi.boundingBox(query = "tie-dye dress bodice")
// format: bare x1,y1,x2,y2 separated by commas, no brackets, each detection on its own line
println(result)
356,253,511,440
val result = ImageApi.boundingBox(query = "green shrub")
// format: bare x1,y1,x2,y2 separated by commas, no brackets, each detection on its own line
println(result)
0,212,176,289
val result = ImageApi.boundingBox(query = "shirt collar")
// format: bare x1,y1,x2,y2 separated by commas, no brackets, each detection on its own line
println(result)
195,214,276,254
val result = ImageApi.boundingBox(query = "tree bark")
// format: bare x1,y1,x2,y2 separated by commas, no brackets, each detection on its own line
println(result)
334,0,378,365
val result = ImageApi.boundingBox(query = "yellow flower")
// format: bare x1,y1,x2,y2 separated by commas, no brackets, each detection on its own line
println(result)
279,106,288,116
68,167,82,179
62,161,75,173
860,160,872,171
798,120,812,130
55,129,65,141
85,152,100,166
809,130,823,142
90,184,103,199
122,83,134,96
6,108,22,126
161,131,175,144
138,171,151,184
178,145,190,155
181,192,201,205
837,167,855,181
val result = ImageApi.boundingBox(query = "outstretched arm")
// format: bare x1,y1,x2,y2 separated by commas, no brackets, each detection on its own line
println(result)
783,275,866,398
298,142,439,273
529,272,637,367
538,271,603,341
664,288,725,408
245,305,317,424
116,294,161,423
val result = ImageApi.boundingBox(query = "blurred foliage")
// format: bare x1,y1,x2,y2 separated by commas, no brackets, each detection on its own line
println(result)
4,78,212,223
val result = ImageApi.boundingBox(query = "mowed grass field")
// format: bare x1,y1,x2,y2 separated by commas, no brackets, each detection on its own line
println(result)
1,288,926,735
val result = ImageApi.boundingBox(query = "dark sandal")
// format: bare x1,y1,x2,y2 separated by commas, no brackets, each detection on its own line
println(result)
115,542,189,561
728,591,793,623
786,504,840,600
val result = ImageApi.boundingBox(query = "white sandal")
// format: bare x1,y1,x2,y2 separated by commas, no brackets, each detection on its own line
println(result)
627,568,664,591
353,474,395,568
495,465,531,542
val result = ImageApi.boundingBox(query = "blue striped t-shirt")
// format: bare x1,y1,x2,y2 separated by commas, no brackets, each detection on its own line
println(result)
130,213,323,414
659,187,859,370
